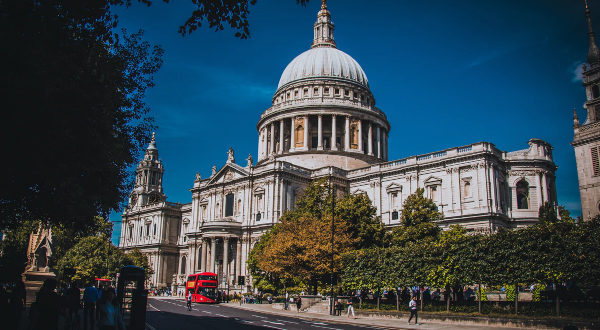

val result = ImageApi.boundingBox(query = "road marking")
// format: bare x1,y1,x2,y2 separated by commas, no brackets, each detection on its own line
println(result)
146,323,157,330
252,314,267,319
215,314,228,318
263,321,285,325
192,308,199,311
276,319,299,324
261,325,287,330
148,304,160,312
202,311,212,314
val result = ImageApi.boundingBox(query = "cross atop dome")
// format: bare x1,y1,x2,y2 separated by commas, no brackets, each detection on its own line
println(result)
311,0,336,48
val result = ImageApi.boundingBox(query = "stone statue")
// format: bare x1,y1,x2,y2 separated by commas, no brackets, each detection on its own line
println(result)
195,172,201,181
246,153,253,167
212,164,217,176
227,147,235,163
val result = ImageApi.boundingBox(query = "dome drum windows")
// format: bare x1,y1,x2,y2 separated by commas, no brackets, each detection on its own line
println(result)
324,87,330,95
593,85,599,99
314,87,319,95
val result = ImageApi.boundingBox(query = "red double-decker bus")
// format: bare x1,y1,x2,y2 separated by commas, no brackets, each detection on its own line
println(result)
186,272,219,303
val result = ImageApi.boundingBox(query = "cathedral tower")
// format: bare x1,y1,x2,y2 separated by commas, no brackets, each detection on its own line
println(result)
572,1,600,220
130,133,166,207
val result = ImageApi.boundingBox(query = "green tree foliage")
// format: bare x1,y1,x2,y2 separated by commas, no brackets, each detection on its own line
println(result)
335,193,385,249
0,0,163,231
538,201,558,225
56,236,152,284
386,188,442,247
342,209,600,295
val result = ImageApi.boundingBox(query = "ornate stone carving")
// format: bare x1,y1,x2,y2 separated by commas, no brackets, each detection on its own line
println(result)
212,165,217,176
227,147,235,164
224,170,235,182
509,170,536,176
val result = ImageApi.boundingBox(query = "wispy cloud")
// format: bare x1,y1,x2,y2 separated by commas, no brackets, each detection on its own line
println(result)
569,61,584,83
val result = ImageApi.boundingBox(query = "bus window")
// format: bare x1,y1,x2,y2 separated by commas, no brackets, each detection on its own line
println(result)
199,275,216,281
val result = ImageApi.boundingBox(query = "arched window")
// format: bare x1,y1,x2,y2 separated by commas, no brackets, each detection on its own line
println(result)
392,211,399,220
593,85,599,99
516,180,529,209
464,181,471,197
295,125,304,147
181,256,187,274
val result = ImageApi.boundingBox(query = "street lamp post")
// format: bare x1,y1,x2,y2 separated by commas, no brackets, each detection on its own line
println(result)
328,168,335,316
320,168,335,316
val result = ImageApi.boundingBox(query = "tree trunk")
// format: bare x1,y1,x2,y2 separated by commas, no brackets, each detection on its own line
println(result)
377,294,380,310
478,282,482,314
396,290,399,311
446,286,451,312
359,296,362,309
515,283,518,315
420,286,423,312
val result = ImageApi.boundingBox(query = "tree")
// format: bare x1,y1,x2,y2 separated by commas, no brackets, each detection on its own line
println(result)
538,201,559,224
386,188,442,247
56,236,152,283
335,193,386,249
0,1,164,232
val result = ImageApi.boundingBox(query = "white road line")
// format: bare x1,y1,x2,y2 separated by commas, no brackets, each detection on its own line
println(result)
148,304,161,312
202,311,212,314
252,314,268,319
263,321,285,325
276,319,299,324
261,325,287,330
146,323,157,330
215,314,228,318
192,308,199,311
242,320,254,324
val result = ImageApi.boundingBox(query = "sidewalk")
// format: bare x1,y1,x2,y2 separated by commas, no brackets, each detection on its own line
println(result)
203,299,534,330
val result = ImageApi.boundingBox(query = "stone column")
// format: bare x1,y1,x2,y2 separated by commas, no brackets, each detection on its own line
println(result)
377,125,381,158
263,128,268,158
383,130,388,161
345,116,350,151
223,237,229,285
270,123,275,156
201,238,208,272
331,115,337,151
358,119,363,152
279,120,284,154
541,172,548,203
236,238,242,286
368,122,373,156
303,116,309,149
290,117,295,151
535,172,543,209
317,115,323,150
210,237,216,274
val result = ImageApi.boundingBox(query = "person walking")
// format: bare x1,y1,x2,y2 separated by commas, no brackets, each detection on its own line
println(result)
407,297,419,325
346,297,355,319
295,296,302,313
97,288,126,330
66,282,82,329
8,281,27,330
33,279,62,330
82,283,99,329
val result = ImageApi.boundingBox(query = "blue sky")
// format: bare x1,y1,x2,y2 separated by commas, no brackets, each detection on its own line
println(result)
109,0,593,243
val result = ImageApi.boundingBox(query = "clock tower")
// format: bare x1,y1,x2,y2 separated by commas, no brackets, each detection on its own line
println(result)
130,132,166,207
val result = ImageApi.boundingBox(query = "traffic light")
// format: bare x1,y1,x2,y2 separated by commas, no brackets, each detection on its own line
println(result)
238,276,245,286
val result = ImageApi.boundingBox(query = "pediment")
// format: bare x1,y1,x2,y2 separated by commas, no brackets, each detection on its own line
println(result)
206,163,249,185
385,183,402,192
352,188,367,196
424,176,442,186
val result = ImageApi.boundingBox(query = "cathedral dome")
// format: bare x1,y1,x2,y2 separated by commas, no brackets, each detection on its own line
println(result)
277,47,369,91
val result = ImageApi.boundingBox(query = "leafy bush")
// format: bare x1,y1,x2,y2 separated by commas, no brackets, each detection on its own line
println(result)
476,287,488,301
532,284,543,302
506,285,516,302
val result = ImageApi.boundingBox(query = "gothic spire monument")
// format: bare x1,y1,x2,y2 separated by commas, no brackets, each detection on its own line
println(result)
572,1,600,220
120,3,557,293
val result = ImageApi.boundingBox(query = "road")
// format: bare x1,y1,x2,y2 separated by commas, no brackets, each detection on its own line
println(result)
147,298,394,330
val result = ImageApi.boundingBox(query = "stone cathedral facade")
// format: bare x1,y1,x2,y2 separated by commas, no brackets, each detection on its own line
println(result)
119,2,557,292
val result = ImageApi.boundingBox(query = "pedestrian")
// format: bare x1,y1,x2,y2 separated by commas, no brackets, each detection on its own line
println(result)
96,285,103,320
33,279,63,330
82,282,99,329
8,281,27,330
186,292,192,311
346,296,355,319
407,297,419,325
97,288,126,330
67,282,82,327
334,301,342,316
296,296,302,312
